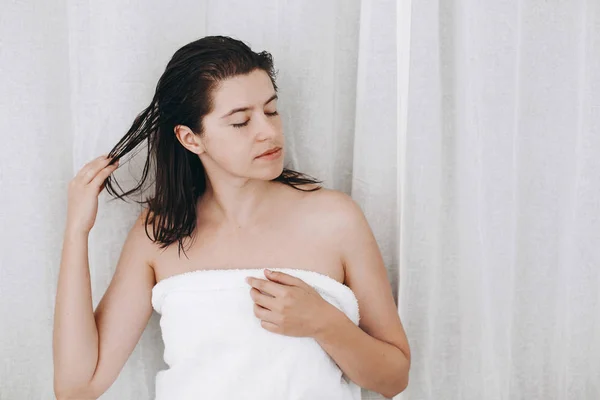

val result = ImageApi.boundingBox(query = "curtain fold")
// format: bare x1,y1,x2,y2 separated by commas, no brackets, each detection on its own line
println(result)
397,1,600,399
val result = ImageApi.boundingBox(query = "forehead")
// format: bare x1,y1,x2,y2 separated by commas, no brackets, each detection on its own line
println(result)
211,69,275,109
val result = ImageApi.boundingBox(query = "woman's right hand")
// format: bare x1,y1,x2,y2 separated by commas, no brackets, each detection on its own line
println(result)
66,154,120,235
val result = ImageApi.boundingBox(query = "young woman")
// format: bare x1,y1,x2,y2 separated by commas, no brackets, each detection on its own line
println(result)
53,35,410,399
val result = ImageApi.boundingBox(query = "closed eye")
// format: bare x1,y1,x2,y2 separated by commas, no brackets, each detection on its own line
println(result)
232,111,279,129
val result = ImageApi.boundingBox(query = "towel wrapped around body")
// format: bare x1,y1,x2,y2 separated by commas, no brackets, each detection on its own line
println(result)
151,267,362,400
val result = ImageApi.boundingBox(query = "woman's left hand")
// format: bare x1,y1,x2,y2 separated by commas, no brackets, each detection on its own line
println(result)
245,269,335,338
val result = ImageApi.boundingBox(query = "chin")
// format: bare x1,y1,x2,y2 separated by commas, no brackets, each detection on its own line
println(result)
256,162,284,181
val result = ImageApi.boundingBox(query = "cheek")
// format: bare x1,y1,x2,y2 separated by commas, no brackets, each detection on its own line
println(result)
207,134,253,168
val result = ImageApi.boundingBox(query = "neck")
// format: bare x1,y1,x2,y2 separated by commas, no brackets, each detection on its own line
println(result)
199,175,277,230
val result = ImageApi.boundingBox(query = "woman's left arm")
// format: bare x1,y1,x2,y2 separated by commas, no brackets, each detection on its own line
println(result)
314,192,411,398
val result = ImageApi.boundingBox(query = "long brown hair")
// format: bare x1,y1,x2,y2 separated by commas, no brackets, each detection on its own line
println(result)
104,35,321,258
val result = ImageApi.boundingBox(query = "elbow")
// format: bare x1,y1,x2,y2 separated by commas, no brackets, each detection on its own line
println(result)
383,375,409,398
382,351,410,398
54,379,100,400
53,376,73,400
54,389,99,400
53,360,105,399
54,386,75,400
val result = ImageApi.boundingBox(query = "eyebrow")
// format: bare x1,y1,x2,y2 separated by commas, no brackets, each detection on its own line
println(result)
220,94,278,119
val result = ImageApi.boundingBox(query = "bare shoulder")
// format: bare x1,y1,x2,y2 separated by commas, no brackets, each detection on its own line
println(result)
292,185,365,229
281,185,367,282
127,207,161,268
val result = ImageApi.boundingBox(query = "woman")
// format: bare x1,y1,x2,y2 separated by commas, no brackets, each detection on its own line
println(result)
53,35,410,399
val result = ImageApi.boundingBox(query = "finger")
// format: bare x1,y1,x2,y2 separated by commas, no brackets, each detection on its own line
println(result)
253,303,272,320
77,155,114,184
260,320,280,333
264,270,306,288
247,277,285,298
249,287,277,310
75,155,108,179
91,161,119,189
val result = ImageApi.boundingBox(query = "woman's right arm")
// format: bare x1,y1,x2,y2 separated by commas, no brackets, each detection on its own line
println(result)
53,155,157,399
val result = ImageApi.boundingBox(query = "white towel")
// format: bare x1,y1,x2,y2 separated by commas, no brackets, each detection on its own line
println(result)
151,267,362,400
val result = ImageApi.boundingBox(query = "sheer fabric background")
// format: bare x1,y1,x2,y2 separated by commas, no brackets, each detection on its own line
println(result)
398,1,600,399
0,0,396,399
2,0,599,399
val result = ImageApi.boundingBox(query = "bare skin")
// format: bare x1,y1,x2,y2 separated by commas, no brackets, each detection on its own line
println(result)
152,182,345,284
53,69,410,399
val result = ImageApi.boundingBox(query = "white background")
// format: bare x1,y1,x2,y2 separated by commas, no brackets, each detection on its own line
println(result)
1,0,599,399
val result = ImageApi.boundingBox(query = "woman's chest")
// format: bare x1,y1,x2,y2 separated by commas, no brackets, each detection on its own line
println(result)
152,224,345,284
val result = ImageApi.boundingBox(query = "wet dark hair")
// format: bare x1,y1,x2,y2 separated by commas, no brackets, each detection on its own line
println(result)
104,35,321,258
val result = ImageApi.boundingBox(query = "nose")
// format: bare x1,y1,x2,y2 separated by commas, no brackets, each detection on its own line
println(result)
255,113,280,141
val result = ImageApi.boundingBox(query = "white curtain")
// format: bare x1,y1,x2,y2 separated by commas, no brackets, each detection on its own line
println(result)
3,0,598,399
398,1,600,399
0,0,396,399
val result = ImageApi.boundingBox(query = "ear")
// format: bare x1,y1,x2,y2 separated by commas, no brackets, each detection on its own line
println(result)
174,125,206,155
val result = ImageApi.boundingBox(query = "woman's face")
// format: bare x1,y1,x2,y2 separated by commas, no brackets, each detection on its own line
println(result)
193,69,285,182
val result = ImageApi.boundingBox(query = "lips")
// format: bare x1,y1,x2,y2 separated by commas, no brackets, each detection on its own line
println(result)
256,147,281,158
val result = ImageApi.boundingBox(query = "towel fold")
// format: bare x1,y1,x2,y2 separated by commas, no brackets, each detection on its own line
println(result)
151,267,362,400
